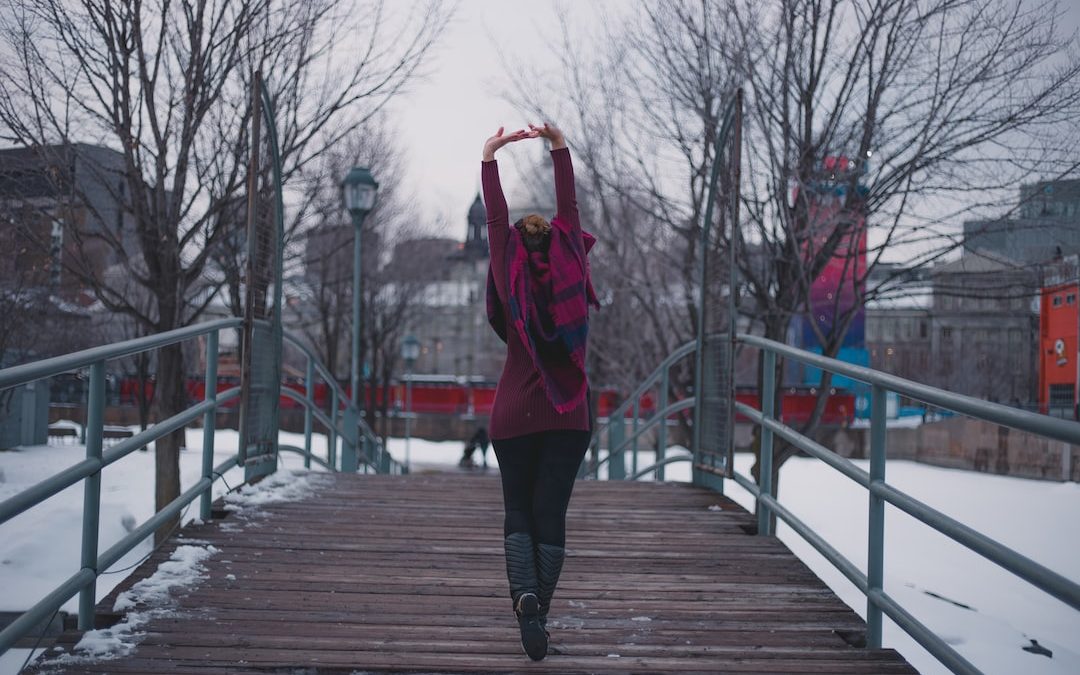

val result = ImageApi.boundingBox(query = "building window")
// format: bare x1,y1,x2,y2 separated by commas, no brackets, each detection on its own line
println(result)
920,321,928,339
1049,384,1074,408
1053,295,1063,307
942,327,953,341
50,219,63,286
1068,294,1076,305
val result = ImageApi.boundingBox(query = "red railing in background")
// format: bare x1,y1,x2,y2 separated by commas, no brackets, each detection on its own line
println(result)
110,376,854,425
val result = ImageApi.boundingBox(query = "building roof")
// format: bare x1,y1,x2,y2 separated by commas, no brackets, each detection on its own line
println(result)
866,286,933,311
932,248,1024,275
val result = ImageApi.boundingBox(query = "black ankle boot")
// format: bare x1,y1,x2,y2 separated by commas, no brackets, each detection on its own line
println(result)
535,543,566,632
504,533,547,660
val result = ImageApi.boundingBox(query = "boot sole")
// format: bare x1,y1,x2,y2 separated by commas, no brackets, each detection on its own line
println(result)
516,593,548,661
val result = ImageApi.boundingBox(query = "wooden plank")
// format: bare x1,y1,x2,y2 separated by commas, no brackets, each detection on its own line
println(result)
27,473,917,674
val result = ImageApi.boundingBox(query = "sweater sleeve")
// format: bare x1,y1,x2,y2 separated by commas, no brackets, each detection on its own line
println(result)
482,159,509,304
552,147,580,232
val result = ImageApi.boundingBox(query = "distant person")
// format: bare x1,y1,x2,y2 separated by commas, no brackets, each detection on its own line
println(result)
458,426,489,468
481,122,599,661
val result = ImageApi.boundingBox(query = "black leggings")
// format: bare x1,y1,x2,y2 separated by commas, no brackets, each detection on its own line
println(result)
492,429,591,547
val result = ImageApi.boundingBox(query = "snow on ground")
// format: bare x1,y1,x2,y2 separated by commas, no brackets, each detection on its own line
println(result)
0,426,326,616
2,430,1078,675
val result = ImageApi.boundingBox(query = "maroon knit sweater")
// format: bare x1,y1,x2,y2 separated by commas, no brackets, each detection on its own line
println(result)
483,147,591,440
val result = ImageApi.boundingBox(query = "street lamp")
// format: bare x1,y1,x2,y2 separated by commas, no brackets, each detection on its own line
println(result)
341,166,378,410
401,334,421,470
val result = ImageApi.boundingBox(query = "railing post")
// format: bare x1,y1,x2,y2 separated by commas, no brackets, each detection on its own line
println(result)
78,360,106,631
657,370,669,481
341,406,359,473
757,349,776,537
609,413,626,480
200,331,219,522
631,396,640,477
867,384,887,648
303,359,314,469
329,388,338,469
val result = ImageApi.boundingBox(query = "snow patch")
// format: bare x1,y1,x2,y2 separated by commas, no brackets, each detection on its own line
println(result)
707,504,724,511
37,544,218,666
113,545,218,612
223,468,328,510
631,616,652,622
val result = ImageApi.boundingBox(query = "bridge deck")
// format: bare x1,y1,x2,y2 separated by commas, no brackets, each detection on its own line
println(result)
37,473,916,673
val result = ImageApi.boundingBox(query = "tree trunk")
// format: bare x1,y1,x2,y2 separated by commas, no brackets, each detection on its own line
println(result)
152,342,186,545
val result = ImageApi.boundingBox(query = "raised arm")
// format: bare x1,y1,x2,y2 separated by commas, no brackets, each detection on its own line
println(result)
482,126,535,301
530,123,579,231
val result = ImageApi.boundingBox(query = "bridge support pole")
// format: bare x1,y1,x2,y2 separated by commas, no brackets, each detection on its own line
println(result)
329,389,339,469
608,415,626,480
757,349,776,536
303,360,314,469
200,331,220,522
867,384,887,648
78,360,105,631
341,406,359,473
656,370,669,481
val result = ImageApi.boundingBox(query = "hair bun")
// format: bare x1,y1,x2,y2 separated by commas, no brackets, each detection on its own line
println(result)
521,214,552,237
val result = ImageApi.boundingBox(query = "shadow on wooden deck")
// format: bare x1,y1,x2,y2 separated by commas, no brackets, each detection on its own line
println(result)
30,473,916,674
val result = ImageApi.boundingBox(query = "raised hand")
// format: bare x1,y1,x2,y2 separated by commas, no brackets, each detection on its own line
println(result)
483,126,540,161
528,123,566,149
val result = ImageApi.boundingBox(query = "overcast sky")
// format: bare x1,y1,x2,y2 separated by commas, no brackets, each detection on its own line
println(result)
387,0,617,240
385,0,1080,246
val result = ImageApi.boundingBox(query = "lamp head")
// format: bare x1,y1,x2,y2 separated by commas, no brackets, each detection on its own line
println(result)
401,334,421,365
341,166,379,217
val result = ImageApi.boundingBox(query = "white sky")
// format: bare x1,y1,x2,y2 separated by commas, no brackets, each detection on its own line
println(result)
386,0,615,240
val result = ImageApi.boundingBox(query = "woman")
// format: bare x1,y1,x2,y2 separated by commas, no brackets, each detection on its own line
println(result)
481,123,600,661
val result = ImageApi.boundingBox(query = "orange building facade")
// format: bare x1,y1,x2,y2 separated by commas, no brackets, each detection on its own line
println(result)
1038,256,1080,416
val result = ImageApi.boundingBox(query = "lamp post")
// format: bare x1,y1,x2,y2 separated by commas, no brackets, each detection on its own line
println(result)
401,334,421,470
341,167,379,411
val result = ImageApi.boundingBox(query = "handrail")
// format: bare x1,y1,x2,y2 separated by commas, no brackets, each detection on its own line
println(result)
0,317,408,657
738,333,1080,445
281,329,390,458
600,340,696,427
729,332,1080,673
587,339,696,480
589,331,1080,675
0,321,245,654
589,398,695,474
628,453,692,481
278,388,402,474
0,318,241,390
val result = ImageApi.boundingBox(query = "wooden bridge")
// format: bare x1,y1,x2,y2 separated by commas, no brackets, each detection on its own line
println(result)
34,472,915,674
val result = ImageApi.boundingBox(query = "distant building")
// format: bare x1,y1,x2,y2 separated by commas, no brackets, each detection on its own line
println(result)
0,143,137,297
963,178,1080,264
395,195,505,381
1037,255,1079,417
867,250,1038,404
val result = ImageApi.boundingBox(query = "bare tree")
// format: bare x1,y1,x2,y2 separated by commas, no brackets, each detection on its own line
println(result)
286,114,433,439
0,0,450,541
505,0,1080,492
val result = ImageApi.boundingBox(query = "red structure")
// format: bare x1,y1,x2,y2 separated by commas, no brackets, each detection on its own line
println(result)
112,376,855,425
1038,256,1080,415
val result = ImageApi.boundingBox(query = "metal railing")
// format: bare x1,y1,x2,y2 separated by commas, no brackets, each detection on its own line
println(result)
0,320,403,656
583,340,697,480
734,333,1080,674
588,333,1080,675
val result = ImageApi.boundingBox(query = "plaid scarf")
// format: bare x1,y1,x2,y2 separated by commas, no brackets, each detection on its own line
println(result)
487,216,600,413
